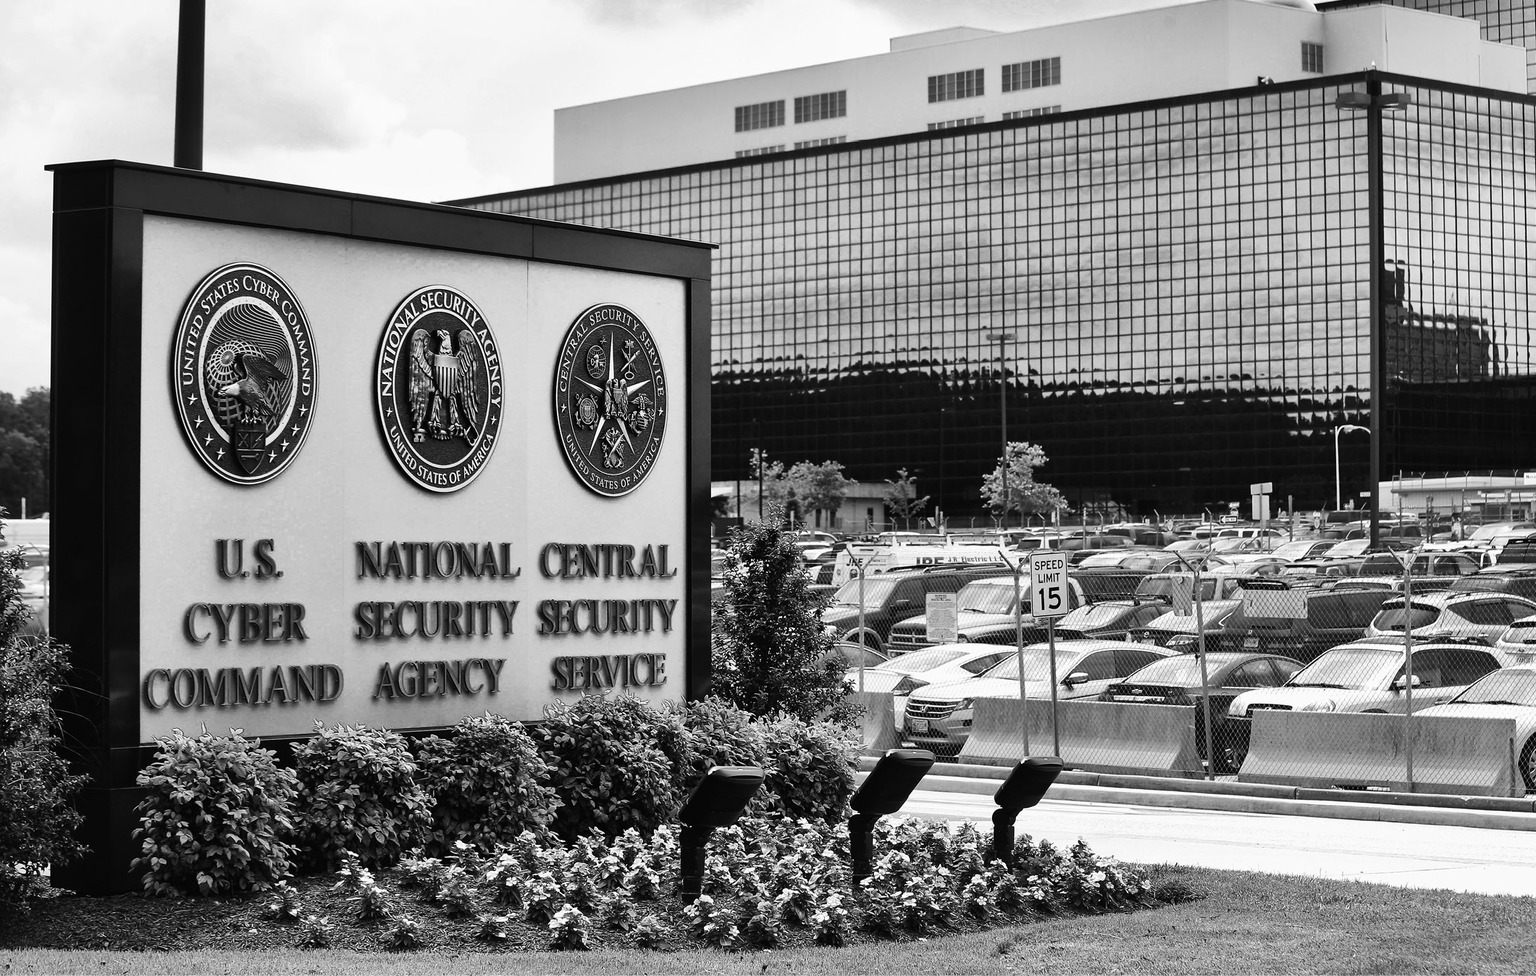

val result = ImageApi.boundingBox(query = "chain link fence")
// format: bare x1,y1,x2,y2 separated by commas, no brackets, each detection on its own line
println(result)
883,556,1536,797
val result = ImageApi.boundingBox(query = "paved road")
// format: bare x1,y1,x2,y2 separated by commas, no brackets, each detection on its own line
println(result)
903,788,1536,897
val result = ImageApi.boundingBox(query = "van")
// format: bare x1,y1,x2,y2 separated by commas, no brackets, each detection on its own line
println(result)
1231,589,1394,663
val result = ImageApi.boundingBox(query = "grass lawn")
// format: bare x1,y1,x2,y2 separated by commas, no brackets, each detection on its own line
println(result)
3,864,1532,975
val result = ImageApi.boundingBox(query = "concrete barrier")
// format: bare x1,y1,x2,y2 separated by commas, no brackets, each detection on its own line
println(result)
957,697,1205,776
1238,711,1519,797
851,691,899,753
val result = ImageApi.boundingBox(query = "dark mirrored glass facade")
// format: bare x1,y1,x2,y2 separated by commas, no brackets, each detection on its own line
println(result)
459,72,1536,519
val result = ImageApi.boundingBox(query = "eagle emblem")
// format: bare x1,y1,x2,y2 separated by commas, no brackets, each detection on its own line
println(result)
375,286,502,493
171,264,316,486
408,328,483,444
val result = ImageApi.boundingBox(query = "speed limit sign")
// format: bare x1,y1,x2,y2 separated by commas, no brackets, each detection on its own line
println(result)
1028,550,1070,619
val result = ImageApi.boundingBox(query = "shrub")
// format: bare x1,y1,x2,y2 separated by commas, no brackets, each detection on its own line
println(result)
413,713,560,856
666,697,768,791
709,513,854,723
0,539,86,917
131,728,299,897
291,722,432,871
533,695,682,841
757,714,858,822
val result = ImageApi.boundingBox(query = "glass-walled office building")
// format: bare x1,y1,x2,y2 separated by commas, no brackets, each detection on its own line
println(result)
458,70,1536,520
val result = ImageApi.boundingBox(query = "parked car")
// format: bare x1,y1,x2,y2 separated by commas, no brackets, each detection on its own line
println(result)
820,565,1008,653
1265,539,1343,562
1414,667,1536,790
902,639,1175,755
1049,599,1171,641
1364,591,1536,644
883,574,1086,653
1099,650,1303,774
1129,599,1247,652
823,641,889,670
1227,639,1502,719
1450,567,1536,604
1231,588,1394,663
849,643,1017,723
1491,614,1536,667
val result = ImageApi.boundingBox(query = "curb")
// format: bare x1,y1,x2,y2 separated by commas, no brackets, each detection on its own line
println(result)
858,757,1536,832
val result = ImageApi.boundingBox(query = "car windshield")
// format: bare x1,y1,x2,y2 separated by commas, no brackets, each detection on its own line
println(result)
831,577,899,609
1270,541,1322,560
1143,601,1242,635
1447,669,1536,706
1057,603,1133,629
881,647,972,673
1287,646,1402,689
955,581,1019,614
981,648,1064,684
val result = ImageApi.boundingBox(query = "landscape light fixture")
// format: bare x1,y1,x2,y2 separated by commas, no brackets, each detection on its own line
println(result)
677,765,765,896
847,748,935,882
990,757,1064,865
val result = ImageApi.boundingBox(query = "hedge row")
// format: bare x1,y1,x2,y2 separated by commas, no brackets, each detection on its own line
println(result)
132,695,859,897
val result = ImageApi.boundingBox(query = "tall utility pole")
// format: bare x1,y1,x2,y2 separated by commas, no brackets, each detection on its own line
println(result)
985,331,1016,528
174,0,206,170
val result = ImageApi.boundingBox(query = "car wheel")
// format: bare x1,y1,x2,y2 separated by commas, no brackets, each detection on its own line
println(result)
1522,736,1536,794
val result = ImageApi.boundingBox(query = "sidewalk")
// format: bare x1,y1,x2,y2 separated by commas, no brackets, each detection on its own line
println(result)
862,757,1536,832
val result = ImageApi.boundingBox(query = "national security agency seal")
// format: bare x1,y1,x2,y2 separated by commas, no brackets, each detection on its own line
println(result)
171,263,317,485
553,303,668,497
375,285,503,493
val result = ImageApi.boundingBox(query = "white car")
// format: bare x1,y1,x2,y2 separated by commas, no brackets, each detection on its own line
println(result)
1364,590,1536,645
1415,667,1536,791
1492,615,1536,667
902,639,1175,754
1227,640,1502,718
848,643,1016,724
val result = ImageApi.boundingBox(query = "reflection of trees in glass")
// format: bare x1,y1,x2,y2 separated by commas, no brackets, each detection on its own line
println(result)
0,388,49,519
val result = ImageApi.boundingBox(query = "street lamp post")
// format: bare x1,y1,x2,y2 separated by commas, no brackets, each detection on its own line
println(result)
1337,75,1412,548
985,331,1016,528
1334,424,1370,512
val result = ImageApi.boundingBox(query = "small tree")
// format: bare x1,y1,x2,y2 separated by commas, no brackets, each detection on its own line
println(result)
710,509,853,723
786,461,852,529
883,469,930,530
0,511,86,917
980,441,1068,524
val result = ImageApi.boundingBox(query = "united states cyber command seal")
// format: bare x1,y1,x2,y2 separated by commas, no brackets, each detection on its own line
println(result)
375,286,503,493
553,303,667,497
171,263,317,485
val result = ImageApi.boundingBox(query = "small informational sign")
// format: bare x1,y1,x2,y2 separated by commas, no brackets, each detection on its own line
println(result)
1028,550,1070,619
926,591,958,644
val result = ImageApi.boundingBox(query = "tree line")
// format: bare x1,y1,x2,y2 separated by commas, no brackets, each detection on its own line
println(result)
0,388,48,520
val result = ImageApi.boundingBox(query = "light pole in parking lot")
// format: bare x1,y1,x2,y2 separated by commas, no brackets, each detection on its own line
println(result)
985,331,1016,528
1334,424,1371,511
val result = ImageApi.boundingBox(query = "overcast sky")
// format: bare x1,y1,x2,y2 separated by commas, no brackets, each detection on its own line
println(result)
0,0,1187,396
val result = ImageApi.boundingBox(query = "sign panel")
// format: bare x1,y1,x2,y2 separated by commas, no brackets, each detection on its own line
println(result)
926,591,958,645
1028,550,1070,619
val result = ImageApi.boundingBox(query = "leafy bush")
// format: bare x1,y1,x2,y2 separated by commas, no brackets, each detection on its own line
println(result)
533,695,682,841
131,728,299,897
0,539,86,917
709,513,854,723
291,722,432,870
413,713,560,856
757,714,858,822
666,697,768,790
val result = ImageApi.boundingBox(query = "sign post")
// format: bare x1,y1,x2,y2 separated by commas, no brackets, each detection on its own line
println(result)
1028,550,1070,757
926,591,958,646
997,548,1029,757
1250,481,1273,550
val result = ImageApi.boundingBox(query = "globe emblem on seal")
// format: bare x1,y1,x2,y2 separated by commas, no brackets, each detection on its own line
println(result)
170,263,317,485
374,286,503,493
553,303,667,498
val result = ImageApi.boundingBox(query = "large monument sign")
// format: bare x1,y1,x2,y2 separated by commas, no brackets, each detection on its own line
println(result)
48,160,712,891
